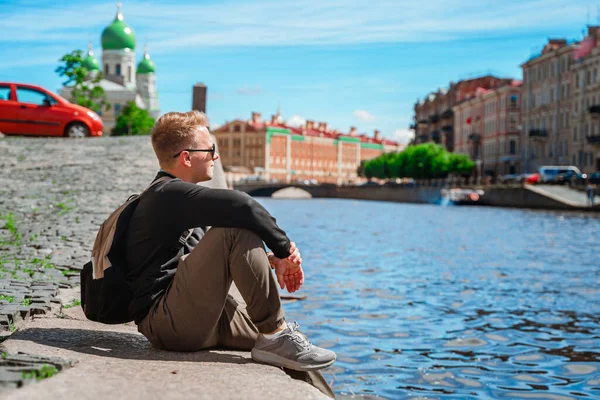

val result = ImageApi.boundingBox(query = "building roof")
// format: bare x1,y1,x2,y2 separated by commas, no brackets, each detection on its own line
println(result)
101,5,136,51
82,44,99,71
137,50,156,74
230,118,401,147
97,78,132,91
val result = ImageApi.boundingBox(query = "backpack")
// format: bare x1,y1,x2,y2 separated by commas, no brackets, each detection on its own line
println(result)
80,177,188,324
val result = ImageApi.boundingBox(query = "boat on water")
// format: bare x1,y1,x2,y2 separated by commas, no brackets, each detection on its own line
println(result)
441,188,485,205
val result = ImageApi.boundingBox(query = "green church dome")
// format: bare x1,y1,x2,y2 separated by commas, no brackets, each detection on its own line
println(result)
101,5,136,51
137,51,156,74
82,44,99,71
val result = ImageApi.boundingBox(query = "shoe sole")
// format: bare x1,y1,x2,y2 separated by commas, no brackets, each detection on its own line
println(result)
251,348,335,371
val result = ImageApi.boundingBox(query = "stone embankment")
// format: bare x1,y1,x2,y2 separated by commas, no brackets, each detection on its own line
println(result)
0,136,330,399
236,181,600,211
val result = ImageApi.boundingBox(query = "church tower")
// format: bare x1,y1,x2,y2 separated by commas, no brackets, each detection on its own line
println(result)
82,42,100,79
101,2,137,90
136,45,160,118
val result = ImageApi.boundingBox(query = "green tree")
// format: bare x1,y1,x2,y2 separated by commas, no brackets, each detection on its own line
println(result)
112,101,155,136
447,153,475,175
55,50,110,113
358,143,475,180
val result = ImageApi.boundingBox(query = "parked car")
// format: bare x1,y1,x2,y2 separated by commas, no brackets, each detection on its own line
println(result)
589,172,600,184
538,165,581,184
498,174,519,183
0,82,103,137
516,173,531,183
565,171,600,186
525,173,540,184
555,170,585,186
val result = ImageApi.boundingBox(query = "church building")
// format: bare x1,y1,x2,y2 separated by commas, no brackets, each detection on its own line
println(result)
61,3,160,134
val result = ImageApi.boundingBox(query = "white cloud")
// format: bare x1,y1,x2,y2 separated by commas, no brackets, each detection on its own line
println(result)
353,110,376,122
286,115,306,127
236,85,263,96
0,0,593,51
392,129,414,145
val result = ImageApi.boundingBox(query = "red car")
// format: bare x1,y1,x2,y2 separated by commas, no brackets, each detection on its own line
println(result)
0,82,103,137
525,173,540,184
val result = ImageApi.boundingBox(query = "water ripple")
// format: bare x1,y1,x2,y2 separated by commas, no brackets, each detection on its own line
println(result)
258,199,600,398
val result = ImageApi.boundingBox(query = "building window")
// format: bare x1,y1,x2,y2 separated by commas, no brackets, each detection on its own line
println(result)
114,103,121,116
509,140,516,155
233,125,241,132
104,64,109,75
574,127,578,140
116,64,122,76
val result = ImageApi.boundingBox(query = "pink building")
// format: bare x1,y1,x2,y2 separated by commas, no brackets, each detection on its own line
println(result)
453,81,522,177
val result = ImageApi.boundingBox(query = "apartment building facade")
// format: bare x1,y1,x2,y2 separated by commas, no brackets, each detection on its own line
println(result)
521,39,576,173
521,28,600,174
412,76,511,152
453,81,522,176
571,27,600,172
212,112,403,185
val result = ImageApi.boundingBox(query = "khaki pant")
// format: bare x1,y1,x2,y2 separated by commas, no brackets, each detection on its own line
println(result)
137,227,335,398
138,227,285,351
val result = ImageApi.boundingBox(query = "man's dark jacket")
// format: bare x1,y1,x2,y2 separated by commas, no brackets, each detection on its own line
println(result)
125,171,291,324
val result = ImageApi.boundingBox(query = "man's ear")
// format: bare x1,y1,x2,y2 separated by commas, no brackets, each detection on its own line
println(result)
181,152,193,167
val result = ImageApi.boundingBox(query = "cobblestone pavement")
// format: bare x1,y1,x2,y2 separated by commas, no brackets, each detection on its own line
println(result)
0,136,164,385
0,136,160,327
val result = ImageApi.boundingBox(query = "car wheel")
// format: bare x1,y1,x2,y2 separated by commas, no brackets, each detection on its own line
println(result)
65,122,89,138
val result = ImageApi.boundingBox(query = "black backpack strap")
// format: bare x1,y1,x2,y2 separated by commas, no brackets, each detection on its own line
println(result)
125,177,171,203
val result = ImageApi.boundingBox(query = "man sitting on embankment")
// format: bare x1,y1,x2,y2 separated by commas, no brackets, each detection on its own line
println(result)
124,110,336,372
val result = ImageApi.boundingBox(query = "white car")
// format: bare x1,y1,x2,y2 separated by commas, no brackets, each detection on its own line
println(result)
538,166,581,184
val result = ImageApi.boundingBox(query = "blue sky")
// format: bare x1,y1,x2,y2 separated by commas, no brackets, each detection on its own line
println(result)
0,0,597,143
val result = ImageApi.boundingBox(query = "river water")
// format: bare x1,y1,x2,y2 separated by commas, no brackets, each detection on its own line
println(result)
256,198,600,399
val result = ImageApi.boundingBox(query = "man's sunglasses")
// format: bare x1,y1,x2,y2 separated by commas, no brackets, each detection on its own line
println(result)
173,143,216,159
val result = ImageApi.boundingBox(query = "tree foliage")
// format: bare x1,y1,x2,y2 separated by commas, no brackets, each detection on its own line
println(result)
55,50,110,113
358,143,475,180
112,101,155,136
